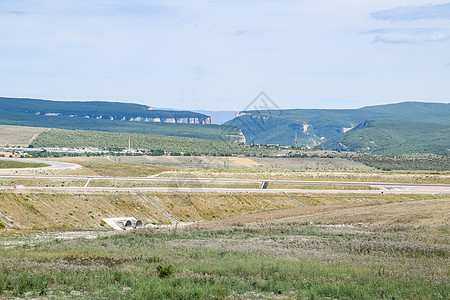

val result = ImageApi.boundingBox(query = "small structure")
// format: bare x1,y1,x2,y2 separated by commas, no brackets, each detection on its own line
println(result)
102,217,144,230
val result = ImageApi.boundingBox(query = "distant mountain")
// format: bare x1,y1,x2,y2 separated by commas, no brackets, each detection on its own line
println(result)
0,97,211,124
0,97,242,142
226,102,450,155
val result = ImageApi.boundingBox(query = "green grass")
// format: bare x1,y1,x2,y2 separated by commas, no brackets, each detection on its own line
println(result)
0,161,50,169
0,224,448,299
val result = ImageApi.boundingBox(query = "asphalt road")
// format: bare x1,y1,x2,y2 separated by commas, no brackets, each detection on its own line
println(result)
0,185,449,195
1,173,449,189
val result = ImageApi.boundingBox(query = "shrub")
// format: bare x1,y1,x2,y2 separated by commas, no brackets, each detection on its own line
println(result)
156,264,173,278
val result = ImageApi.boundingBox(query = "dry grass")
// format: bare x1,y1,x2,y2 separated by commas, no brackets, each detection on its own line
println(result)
267,183,378,190
252,157,375,171
201,194,449,229
0,177,87,188
163,169,450,184
0,190,447,233
0,125,48,147
56,160,171,177
0,191,173,231
0,222,448,299
89,178,260,189
146,192,304,222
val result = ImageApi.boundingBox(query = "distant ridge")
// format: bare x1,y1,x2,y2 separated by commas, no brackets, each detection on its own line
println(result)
0,97,243,142
0,97,212,124
226,101,450,155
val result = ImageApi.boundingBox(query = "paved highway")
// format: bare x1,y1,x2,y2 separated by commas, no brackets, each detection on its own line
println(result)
1,173,449,190
0,186,449,194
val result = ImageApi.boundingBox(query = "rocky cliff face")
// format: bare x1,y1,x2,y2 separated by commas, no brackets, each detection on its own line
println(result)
50,114,212,125
127,116,212,124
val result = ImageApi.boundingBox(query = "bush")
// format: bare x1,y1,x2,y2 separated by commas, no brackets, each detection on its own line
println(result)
156,264,173,278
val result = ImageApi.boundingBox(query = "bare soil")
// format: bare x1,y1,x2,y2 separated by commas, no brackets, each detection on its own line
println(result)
199,197,449,228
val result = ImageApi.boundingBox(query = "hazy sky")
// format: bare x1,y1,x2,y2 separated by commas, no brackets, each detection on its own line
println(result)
1,0,449,110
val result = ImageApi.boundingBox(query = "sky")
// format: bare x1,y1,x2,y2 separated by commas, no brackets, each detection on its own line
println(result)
1,0,449,111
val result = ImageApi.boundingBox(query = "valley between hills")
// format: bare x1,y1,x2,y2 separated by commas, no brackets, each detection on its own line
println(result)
0,98,448,299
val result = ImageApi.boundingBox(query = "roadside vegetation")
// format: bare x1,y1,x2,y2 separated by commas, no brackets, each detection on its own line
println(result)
162,168,450,184
345,153,450,171
0,160,49,169
0,224,448,299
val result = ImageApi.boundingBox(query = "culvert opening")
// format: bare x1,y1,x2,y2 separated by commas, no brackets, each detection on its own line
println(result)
124,220,133,229
135,220,143,228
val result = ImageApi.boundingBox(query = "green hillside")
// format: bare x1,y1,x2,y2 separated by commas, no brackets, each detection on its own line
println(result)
31,128,272,157
360,102,450,124
0,98,240,142
226,102,450,155
340,120,450,156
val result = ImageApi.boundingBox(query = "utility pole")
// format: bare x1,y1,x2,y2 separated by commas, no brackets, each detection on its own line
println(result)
128,137,131,151
294,132,299,148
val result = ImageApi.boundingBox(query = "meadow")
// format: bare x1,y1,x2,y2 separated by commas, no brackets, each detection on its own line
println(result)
0,125,48,147
0,160,50,169
0,154,449,299
0,223,448,299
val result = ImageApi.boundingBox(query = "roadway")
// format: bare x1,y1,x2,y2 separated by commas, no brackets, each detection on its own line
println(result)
0,173,449,191
0,159,449,194
0,184,449,195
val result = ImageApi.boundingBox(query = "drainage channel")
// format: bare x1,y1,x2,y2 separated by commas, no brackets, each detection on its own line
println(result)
137,191,179,224
282,192,307,207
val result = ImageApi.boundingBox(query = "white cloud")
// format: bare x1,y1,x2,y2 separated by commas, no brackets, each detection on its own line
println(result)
372,3,450,21
0,0,449,110
365,29,449,44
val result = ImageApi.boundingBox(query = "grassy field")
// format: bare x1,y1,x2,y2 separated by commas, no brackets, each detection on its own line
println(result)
88,178,261,189
267,183,378,190
0,177,87,188
0,223,448,299
0,125,48,146
0,160,50,169
0,156,448,299
161,168,450,184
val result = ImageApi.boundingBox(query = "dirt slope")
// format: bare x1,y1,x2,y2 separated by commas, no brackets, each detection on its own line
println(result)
200,197,449,227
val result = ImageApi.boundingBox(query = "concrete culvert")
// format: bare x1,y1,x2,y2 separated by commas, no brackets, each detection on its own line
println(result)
124,219,133,229
135,220,143,228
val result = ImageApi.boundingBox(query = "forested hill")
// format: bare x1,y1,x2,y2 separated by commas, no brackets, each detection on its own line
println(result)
0,97,243,142
0,97,211,124
226,101,450,156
